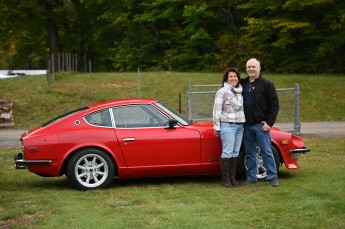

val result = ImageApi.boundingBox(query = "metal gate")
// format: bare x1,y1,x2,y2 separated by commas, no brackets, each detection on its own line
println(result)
187,83,301,134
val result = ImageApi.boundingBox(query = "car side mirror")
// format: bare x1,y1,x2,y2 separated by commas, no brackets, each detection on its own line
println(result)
165,119,178,129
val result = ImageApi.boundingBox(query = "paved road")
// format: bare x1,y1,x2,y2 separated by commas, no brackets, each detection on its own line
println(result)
1,121,345,149
275,121,345,137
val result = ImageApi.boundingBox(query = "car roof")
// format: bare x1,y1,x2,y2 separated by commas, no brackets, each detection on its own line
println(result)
88,98,159,110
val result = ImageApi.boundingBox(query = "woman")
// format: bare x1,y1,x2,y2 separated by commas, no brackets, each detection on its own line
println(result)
213,67,245,188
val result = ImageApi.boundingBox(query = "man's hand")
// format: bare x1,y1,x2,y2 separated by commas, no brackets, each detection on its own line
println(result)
214,130,220,136
262,121,270,132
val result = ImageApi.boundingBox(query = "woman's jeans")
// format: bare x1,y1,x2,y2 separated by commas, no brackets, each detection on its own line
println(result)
220,122,244,159
243,123,278,181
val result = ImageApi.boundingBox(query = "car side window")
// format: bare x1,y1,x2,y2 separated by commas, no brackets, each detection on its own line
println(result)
84,109,112,127
112,105,168,128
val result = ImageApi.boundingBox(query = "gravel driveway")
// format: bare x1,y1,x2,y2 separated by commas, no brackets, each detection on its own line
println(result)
1,128,24,149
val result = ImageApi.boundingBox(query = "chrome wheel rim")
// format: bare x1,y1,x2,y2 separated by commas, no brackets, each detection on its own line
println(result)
244,152,268,180
74,154,109,188
256,155,267,179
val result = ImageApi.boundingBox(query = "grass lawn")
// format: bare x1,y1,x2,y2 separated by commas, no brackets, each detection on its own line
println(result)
1,136,344,228
1,72,345,228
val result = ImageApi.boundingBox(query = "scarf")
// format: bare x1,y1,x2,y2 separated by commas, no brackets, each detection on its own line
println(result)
224,82,242,100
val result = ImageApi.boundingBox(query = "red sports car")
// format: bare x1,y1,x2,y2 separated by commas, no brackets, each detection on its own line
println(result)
14,98,310,190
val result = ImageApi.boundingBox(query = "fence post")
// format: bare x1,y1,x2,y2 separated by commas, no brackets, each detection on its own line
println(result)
294,83,301,134
51,53,55,81
179,93,181,114
58,52,60,72
138,67,141,97
89,60,93,100
188,79,193,120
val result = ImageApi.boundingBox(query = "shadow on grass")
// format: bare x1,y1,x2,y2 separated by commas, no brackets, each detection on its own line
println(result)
112,170,296,188
23,177,74,190
16,169,298,191
278,169,296,179
113,175,221,188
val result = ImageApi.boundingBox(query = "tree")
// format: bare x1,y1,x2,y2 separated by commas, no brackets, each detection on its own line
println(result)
239,0,345,73
121,0,245,71
0,1,48,69
0,0,343,73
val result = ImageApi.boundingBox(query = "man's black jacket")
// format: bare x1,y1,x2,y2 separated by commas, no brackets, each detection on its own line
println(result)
240,75,279,127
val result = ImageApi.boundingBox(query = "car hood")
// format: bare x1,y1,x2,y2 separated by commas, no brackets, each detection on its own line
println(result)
190,121,213,128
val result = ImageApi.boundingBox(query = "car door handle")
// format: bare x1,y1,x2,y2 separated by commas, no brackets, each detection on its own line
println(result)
123,138,135,142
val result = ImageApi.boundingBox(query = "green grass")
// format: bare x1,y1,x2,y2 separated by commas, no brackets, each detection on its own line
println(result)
1,136,345,228
1,72,345,228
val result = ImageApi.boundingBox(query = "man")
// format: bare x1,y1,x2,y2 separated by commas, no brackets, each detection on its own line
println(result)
241,58,280,187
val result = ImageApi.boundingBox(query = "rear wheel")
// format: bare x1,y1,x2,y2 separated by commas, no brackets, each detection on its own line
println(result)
66,148,115,190
236,146,280,180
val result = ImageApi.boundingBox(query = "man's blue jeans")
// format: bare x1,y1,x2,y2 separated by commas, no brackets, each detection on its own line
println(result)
220,122,244,158
243,123,278,181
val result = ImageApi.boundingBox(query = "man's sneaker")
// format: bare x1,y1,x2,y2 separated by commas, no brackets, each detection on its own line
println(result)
270,178,280,187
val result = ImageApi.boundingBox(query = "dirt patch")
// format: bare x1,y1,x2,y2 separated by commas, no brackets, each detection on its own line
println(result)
0,214,36,229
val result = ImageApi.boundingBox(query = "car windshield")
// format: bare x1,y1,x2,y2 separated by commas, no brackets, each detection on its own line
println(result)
41,106,89,127
155,102,191,126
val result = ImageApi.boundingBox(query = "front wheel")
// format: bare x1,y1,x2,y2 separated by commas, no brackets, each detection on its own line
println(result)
236,146,280,180
66,148,115,190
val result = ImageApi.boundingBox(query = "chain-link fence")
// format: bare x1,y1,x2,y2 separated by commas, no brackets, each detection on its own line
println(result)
187,83,301,134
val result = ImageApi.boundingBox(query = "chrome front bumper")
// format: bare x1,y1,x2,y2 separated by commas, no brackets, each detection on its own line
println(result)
290,147,311,158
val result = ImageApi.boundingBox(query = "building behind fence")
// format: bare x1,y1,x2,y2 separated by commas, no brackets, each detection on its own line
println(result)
187,82,301,134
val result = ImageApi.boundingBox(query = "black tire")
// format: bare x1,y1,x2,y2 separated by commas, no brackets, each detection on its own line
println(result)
271,146,281,173
66,148,115,190
236,145,280,180
236,147,247,180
